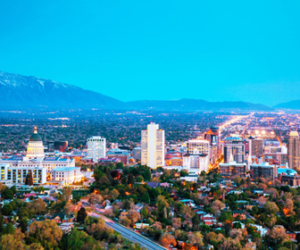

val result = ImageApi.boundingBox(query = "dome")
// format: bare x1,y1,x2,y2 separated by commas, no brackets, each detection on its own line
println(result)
29,127,42,141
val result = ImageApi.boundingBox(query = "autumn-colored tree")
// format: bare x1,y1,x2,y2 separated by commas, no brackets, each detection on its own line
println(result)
151,221,162,231
205,232,217,243
156,195,169,208
188,232,204,248
212,200,225,213
171,217,181,229
110,189,119,200
258,183,267,191
232,175,242,185
266,188,279,198
62,187,72,202
265,214,277,227
28,198,47,215
127,210,141,226
229,229,243,241
283,199,294,216
104,208,115,218
159,233,177,247
119,216,131,227
0,183,7,193
244,242,256,250
28,243,45,250
258,196,267,206
88,193,103,205
264,201,279,214
0,234,24,250
266,226,290,245
29,219,63,248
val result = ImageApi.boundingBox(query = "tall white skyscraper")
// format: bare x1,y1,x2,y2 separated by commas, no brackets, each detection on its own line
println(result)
87,136,106,162
141,122,165,168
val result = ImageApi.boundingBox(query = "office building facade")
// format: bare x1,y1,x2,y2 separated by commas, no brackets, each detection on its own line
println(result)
87,136,106,162
141,123,165,168
287,131,300,170
224,136,245,163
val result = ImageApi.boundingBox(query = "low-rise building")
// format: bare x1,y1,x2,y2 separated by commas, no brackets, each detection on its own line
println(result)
250,162,277,180
52,167,83,184
219,161,247,177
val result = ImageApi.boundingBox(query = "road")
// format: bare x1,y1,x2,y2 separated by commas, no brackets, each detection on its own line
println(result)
88,211,167,250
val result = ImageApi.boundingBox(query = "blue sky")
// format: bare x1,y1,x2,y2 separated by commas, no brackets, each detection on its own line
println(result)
0,1,299,106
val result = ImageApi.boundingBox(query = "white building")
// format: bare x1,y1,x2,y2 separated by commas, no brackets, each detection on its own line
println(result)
186,139,209,155
0,164,46,184
0,127,80,185
182,150,209,174
52,167,83,184
141,122,165,168
26,127,45,159
87,136,106,162
182,146,209,174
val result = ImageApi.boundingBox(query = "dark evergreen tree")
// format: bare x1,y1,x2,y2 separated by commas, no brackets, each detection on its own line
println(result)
77,207,87,223
25,171,33,185
1,187,13,199
127,173,134,185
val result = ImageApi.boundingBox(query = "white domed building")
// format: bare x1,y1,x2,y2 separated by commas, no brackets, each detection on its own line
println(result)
26,127,45,159
0,127,82,185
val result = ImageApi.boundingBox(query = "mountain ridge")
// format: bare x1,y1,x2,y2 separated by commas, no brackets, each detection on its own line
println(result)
274,100,300,110
0,71,273,111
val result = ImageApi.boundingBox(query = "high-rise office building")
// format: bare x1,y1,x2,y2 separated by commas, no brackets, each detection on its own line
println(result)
224,136,245,163
87,136,106,162
141,122,165,168
251,138,264,157
287,131,300,170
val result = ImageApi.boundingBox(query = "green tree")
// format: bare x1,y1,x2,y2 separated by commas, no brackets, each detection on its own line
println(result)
127,174,134,185
3,223,15,235
116,162,123,169
135,175,144,182
2,204,13,216
10,186,16,195
1,188,13,199
192,215,200,230
67,228,86,250
0,215,3,233
19,218,28,233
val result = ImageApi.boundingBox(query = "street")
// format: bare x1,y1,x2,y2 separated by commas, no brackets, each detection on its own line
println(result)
88,211,167,250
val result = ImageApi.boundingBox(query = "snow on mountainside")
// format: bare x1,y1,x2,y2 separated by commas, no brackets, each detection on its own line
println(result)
0,71,126,109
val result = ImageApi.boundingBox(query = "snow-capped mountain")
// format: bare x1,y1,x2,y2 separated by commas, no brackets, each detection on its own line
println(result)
0,71,126,109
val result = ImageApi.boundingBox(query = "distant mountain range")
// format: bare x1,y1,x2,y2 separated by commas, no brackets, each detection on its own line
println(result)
0,71,274,111
127,99,272,111
274,100,300,110
0,71,124,109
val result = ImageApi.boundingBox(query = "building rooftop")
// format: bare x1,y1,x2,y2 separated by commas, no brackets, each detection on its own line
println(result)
225,136,242,141
52,167,78,172
219,161,246,166
250,162,275,168
290,131,299,137
29,127,42,142
278,168,297,176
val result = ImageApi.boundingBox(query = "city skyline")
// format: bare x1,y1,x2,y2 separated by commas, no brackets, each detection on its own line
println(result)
1,1,300,105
